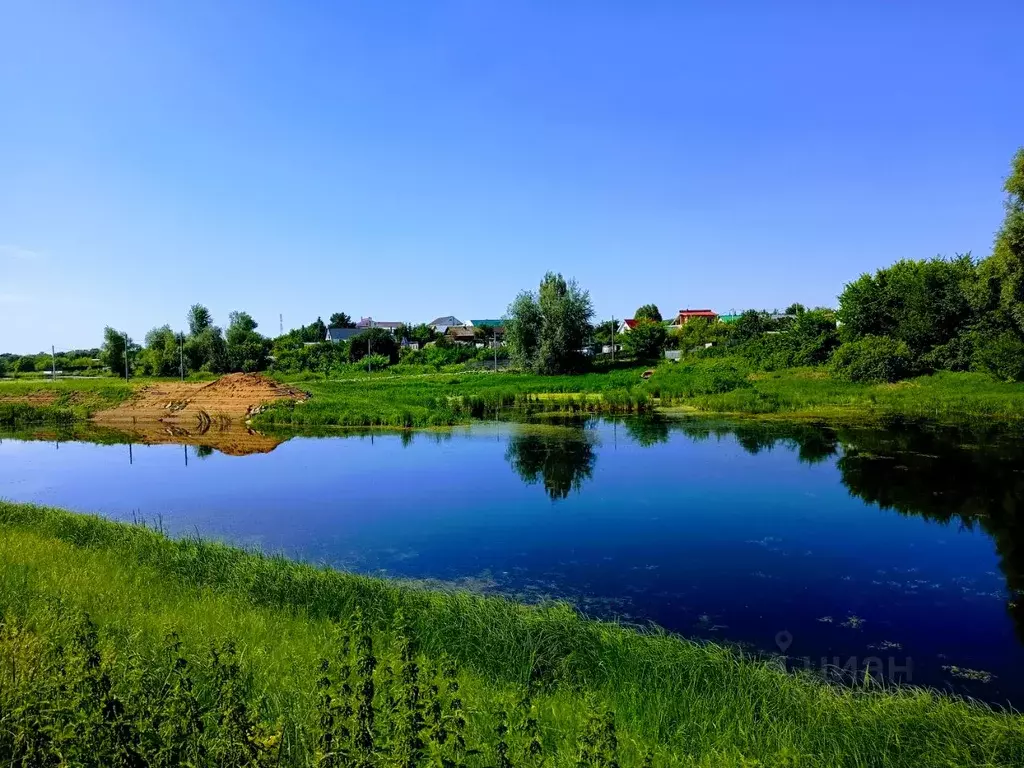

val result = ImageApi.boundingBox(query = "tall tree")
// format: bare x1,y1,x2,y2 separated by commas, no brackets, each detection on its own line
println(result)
506,272,593,374
225,311,271,372
975,149,1024,346
187,304,213,336
634,304,662,323
140,325,179,376
101,327,139,378
328,312,355,328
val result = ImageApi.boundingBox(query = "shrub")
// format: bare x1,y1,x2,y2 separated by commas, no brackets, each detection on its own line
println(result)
973,331,1024,382
831,336,916,383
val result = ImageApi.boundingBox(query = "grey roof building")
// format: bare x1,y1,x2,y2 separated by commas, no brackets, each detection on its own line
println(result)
325,327,364,343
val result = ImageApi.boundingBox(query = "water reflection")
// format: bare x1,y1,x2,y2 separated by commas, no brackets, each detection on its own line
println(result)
671,419,1024,644
837,429,1024,644
504,429,597,500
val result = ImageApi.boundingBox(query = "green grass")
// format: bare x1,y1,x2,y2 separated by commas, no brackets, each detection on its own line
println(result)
257,367,653,428
653,365,1024,427
0,501,1021,767
0,377,134,426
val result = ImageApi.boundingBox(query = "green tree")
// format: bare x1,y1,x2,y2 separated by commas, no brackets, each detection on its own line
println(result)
673,316,731,353
187,304,213,336
184,327,227,373
0,357,6,377
101,327,139,378
731,310,774,342
592,320,618,345
837,255,975,362
225,311,271,372
14,356,36,373
139,325,180,377
634,304,662,323
977,148,1024,333
506,272,593,374
972,148,1024,379
348,327,399,364
621,319,667,360
405,323,438,347
328,312,355,328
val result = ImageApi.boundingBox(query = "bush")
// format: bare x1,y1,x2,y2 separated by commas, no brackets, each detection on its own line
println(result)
973,331,1024,381
831,336,916,383
14,356,36,373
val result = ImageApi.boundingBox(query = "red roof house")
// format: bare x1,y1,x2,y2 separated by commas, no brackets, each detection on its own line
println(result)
672,309,718,326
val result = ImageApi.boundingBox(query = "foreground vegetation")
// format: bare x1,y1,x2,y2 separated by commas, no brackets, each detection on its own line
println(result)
0,501,1021,767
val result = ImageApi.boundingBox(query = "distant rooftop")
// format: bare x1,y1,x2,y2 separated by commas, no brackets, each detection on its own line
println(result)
325,327,364,342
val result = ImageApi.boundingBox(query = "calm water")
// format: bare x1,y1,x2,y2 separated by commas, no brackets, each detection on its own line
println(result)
1,418,1022,705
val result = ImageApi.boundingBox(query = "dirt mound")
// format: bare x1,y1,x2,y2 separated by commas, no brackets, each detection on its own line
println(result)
91,373,308,427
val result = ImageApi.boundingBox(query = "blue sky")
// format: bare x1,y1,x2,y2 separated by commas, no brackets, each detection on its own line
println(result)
2,1,1022,352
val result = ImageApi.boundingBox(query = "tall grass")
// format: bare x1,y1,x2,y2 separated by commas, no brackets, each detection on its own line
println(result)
0,501,1020,767
257,369,652,428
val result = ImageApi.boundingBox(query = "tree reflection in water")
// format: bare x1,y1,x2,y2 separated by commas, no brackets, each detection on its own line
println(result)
673,419,1024,644
504,429,597,501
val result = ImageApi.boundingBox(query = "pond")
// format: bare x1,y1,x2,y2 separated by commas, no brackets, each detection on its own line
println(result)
1,417,1022,706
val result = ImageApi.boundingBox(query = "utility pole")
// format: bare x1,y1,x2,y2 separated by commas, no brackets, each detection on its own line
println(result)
367,335,372,373
179,333,185,381
611,317,616,363
51,345,56,380
279,313,283,336
123,332,130,381
494,327,498,371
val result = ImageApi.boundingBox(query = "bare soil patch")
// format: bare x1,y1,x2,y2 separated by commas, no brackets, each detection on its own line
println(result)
91,373,308,427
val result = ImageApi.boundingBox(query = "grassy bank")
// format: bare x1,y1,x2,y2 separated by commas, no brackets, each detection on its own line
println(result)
0,502,1020,767
650,364,1024,427
0,377,133,426
258,363,1024,430
255,368,652,428
4,362,1024,433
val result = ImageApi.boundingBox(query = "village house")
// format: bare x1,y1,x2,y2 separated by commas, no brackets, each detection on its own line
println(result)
428,316,463,334
617,319,638,333
324,327,364,343
356,317,403,333
447,325,477,345
670,309,719,327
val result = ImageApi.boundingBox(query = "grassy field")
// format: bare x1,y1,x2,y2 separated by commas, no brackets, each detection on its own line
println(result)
0,501,1021,767
255,367,653,428
0,377,133,426
258,363,1024,430
650,364,1024,427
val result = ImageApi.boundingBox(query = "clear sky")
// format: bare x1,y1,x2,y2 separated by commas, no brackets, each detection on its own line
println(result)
2,1,1022,352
